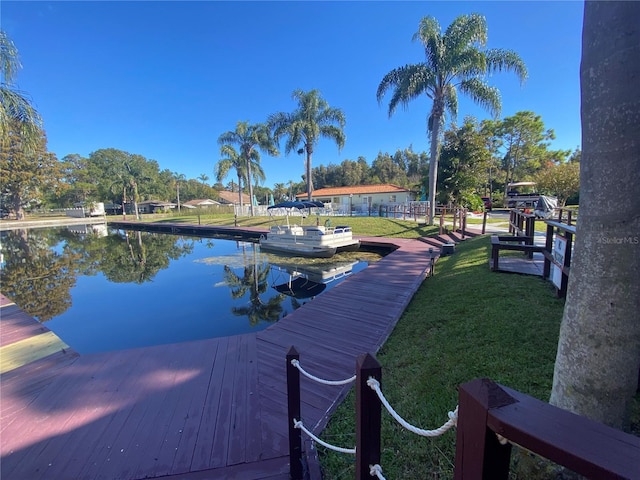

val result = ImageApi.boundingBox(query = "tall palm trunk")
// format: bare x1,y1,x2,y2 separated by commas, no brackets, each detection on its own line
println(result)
246,149,255,216
305,147,313,200
549,0,640,429
236,173,243,210
427,97,445,224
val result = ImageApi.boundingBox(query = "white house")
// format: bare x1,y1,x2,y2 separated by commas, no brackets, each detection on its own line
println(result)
183,199,220,208
296,184,416,214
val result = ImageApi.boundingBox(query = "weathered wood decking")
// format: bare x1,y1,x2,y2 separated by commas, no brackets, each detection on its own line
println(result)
1,233,442,480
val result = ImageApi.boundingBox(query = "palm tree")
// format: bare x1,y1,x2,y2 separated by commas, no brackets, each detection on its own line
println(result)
198,173,209,186
173,172,186,213
376,14,527,224
1,30,43,153
269,89,346,200
215,145,247,209
218,121,276,216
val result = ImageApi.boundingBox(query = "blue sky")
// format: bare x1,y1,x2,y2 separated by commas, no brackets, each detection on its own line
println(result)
3,1,584,189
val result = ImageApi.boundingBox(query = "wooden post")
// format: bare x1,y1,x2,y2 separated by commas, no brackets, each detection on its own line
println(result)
439,208,445,235
482,210,487,235
452,208,458,233
356,353,381,480
454,378,517,480
286,346,303,480
462,208,467,238
543,223,554,278
525,216,535,259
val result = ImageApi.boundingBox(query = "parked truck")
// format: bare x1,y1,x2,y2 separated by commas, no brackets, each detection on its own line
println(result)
505,182,542,210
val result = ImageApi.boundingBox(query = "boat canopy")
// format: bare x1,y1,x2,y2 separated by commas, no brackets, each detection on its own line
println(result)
273,277,326,298
267,201,324,210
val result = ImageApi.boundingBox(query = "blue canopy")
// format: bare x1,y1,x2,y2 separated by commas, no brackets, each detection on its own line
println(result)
267,201,324,210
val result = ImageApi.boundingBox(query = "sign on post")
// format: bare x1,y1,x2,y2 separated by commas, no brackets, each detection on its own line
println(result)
551,236,567,289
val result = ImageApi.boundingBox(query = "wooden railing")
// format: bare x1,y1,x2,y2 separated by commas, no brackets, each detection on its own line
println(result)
491,210,576,298
286,347,640,479
455,378,640,480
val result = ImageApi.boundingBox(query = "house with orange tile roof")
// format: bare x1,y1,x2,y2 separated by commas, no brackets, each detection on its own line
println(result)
296,184,416,214
217,190,251,205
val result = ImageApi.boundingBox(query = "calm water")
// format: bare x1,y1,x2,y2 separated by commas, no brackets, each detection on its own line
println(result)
0,224,376,354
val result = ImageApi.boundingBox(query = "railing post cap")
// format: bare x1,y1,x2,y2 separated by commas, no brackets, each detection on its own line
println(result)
459,378,517,410
356,352,381,370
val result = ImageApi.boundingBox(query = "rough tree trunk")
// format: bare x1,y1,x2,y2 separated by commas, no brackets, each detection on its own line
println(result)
549,1,640,429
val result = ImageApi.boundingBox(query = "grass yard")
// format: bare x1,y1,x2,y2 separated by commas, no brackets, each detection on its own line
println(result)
147,212,444,238
317,235,563,479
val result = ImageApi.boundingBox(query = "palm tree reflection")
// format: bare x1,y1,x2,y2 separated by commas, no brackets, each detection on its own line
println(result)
223,260,285,326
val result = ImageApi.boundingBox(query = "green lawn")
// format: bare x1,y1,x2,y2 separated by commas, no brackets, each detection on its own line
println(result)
318,235,567,479
141,213,444,238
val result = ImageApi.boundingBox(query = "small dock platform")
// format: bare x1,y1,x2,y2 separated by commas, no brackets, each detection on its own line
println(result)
1,231,446,479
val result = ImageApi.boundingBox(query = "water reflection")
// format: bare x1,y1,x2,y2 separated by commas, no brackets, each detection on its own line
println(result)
0,226,379,353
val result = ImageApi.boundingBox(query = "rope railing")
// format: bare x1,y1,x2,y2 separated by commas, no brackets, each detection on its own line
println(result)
286,346,458,480
367,378,458,438
369,464,386,480
293,418,356,454
290,358,356,386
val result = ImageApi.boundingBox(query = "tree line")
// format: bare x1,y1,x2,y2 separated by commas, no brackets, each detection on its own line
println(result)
2,26,578,221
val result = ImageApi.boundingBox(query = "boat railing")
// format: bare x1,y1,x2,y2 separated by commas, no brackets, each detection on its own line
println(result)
333,226,352,235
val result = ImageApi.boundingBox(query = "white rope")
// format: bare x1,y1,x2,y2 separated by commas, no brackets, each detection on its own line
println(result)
291,359,356,386
370,463,387,479
367,378,458,437
293,419,356,454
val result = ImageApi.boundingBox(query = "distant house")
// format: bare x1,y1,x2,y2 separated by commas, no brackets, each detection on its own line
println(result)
296,184,416,213
183,199,220,208
103,203,123,215
217,191,251,205
137,200,176,214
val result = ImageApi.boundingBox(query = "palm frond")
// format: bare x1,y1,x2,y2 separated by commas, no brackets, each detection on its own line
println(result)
0,30,21,85
377,64,435,117
0,87,44,152
412,16,443,69
444,13,487,52
319,125,346,151
458,78,502,117
444,84,458,121
486,48,528,84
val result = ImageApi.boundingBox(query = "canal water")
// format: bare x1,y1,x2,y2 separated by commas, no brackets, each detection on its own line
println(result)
0,224,380,354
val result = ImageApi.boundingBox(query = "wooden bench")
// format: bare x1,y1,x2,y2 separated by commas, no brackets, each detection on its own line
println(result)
490,235,547,271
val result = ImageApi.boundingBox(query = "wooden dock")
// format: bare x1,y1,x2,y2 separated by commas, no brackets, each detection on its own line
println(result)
1,235,442,480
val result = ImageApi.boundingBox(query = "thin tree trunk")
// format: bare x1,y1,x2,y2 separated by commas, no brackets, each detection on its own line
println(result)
122,185,127,220
549,0,640,429
306,149,313,201
427,113,442,225
237,173,243,211
133,181,140,220
247,159,255,216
